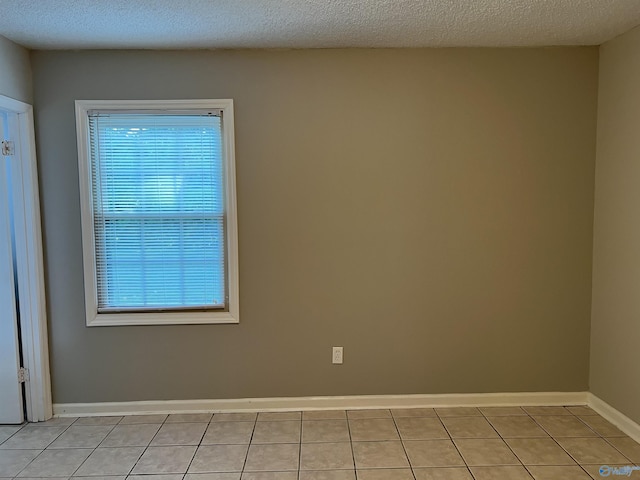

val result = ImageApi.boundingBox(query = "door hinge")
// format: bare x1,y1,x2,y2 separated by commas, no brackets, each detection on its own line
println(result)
18,367,29,383
2,140,15,156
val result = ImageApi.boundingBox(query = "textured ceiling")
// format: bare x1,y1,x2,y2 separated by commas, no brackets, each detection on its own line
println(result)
1,0,639,49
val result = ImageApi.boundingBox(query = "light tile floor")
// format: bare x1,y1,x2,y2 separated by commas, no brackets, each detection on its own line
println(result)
0,406,639,479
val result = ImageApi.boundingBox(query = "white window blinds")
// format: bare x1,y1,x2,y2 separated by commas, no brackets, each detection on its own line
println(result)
88,112,226,312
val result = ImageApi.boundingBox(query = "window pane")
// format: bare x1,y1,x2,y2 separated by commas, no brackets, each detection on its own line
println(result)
89,113,226,311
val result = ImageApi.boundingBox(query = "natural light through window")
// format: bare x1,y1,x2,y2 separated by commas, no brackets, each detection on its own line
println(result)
75,100,238,326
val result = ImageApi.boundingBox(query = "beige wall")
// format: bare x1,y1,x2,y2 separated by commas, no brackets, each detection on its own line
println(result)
591,26,640,425
30,48,598,403
0,36,32,103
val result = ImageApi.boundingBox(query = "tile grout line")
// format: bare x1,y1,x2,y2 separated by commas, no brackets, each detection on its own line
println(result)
345,410,359,479
573,412,637,478
433,410,479,480
574,413,637,464
390,410,417,480
476,407,536,479
0,422,27,449
124,414,169,477
180,419,210,479
345,410,359,476
12,416,77,478
528,406,609,479
297,412,302,477
67,421,118,478
601,436,637,465
239,415,258,476
534,407,593,478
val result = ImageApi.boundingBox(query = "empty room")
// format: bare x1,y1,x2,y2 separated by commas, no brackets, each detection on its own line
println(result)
0,1,640,479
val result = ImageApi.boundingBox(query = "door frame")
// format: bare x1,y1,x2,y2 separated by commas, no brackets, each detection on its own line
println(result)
0,94,52,422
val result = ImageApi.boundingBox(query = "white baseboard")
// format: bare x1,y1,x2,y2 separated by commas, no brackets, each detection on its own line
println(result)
53,391,589,417
588,393,640,444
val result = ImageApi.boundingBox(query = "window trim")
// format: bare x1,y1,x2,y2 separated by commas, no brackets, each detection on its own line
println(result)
75,99,239,326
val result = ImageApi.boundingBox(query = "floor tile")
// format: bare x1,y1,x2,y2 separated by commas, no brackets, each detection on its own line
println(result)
100,423,161,447
151,422,208,446
441,417,498,438
581,464,638,479
30,417,77,427
300,442,353,470
468,466,533,479
188,444,248,473
394,417,449,440
0,426,66,449
567,406,598,416
391,408,436,418
9,407,631,480
478,407,526,416
0,449,41,477
73,446,144,476
487,416,548,438
298,470,355,480
166,413,214,423
185,473,241,480
251,421,300,444
403,440,465,467
243,443,300,472
356,468,414,479
0,425,22,445
533,416,598,437
256,412,301,422
73,476,126,480
526,465,592,479
241,472,298,480
435,408,481,417
523,406,570,416
557,437,630,464
202,421,255,444
128,475,184,480
302,410,347,421
211,413,257,423
73,416,123,426
606,436,640,462
454,439,519,466
17,448,92,477
48,425,113,449
346,410,391,420
302,420,350,443
578,415,625,437
505,437,577,465
349,419,399,441
412,467,473,479
14,477,70,480
352,441,409,469
119,414,168,424
130,445,197,474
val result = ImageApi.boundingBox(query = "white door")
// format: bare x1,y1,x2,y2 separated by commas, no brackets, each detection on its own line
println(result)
0,111,24,424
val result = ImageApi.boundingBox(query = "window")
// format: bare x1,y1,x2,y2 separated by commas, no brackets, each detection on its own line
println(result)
75,100,239,326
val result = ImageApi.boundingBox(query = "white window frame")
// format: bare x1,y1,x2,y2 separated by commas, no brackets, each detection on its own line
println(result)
75,99,239,326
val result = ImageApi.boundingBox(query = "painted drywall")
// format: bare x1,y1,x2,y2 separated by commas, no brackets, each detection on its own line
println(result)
30,48,598,403
0,36,32,104
591,26,640,425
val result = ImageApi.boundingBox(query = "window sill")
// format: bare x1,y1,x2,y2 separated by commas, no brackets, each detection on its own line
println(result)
86,310,239,327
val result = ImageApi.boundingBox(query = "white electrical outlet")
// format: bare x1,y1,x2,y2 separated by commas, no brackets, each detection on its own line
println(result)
332,346,343,364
